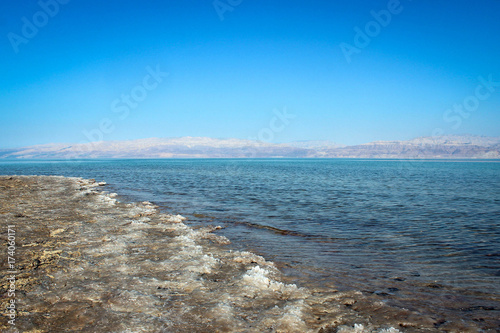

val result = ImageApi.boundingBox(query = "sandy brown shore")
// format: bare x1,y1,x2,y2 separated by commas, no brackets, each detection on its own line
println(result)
0,176,493,332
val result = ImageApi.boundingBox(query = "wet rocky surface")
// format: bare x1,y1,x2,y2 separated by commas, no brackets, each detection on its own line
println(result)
0,176,497,332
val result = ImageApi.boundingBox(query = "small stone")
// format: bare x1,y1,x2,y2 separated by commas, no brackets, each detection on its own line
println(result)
343,298,356,306
50,228,65,237
425,283,444,289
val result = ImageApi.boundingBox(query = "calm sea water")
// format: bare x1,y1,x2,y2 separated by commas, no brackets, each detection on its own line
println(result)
1,159,499,324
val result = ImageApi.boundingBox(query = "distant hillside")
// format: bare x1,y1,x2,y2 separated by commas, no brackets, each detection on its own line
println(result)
318,135,500,159
0,137,312,159
284,140,345,150
1,135,499,159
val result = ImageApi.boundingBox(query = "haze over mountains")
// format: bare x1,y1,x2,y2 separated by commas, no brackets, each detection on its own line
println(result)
1,135,499,159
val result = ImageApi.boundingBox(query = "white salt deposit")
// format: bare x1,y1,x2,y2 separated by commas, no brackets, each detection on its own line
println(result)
165,214,187,223
2,176,406,332
337,324,402,333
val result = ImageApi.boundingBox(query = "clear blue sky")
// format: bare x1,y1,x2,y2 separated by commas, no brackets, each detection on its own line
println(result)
1,0,499,148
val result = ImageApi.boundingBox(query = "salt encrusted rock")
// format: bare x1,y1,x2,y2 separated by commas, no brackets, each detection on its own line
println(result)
165,214,187,223
343,298,356,306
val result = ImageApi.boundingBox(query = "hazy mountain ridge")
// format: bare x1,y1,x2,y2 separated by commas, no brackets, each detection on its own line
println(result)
1,135,499,159
283,140,346,150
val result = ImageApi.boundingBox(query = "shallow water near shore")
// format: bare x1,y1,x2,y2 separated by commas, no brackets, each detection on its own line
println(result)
1,159,499,331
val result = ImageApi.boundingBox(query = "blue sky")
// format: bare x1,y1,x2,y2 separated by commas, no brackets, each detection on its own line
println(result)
1,0,499,148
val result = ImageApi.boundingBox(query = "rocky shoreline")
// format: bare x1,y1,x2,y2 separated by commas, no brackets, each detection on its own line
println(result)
0,176,492,332
0,176,327,332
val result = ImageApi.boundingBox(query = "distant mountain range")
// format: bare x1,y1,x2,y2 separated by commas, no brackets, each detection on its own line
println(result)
1,135,499,159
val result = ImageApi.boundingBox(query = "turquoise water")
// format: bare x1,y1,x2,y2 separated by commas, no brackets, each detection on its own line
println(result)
1,159,499,325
